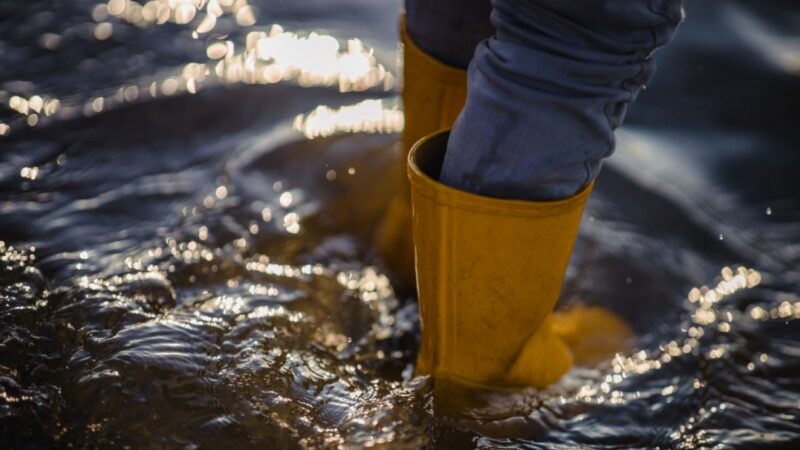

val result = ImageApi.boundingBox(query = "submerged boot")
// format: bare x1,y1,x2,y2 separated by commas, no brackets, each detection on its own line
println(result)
376,16,467,286
408,130,594,389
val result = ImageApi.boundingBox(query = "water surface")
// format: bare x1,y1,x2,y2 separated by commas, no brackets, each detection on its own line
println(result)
1,0,799,448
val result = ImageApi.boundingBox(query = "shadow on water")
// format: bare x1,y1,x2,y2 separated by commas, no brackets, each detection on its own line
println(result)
1,0,799,448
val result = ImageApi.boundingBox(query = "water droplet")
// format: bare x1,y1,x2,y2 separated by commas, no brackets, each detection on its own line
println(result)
43,99,60,116
174,4,196,25
91,97,105,113
94,22,113,41
215,186,228,200
207,0,223,17
261,207,272,222
283,212,300,234
92,4,109,22
107,0,127,16
207,42,228,59
235,5,256,26
20,167,39,180
28,96,43,113
161,78,179,96
195,13,216,34
39,33,62,50
123,85,139,102
9,96,29,114
279,192,293,208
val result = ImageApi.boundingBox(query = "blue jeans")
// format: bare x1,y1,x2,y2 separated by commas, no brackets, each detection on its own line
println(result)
406,0,684,200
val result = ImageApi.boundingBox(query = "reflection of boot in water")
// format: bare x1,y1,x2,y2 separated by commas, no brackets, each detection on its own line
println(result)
408,132,633,396
375,16,466,288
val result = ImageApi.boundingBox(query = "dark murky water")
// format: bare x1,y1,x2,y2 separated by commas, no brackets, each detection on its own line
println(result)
1,1,799,448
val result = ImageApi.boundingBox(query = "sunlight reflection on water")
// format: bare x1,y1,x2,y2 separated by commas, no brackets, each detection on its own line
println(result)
1,1,799,448
1,0,395,137
293,99,404,139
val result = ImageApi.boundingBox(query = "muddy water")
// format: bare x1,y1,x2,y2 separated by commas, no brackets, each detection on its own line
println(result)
1,0,799,448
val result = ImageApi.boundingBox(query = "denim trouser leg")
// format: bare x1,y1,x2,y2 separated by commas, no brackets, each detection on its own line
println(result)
408,0,685,201
405,0,493,69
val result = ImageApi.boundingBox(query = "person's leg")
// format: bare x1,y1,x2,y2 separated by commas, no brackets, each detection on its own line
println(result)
408,0,685,391
405,0,493,70
377,1,492,286
440,0,685,200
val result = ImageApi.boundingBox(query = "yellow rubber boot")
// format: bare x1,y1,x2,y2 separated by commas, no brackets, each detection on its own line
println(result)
376,16,467,286
408,130,593,389
551,305,634,366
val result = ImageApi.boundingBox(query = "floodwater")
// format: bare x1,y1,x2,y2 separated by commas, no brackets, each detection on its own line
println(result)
1,0,799,448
